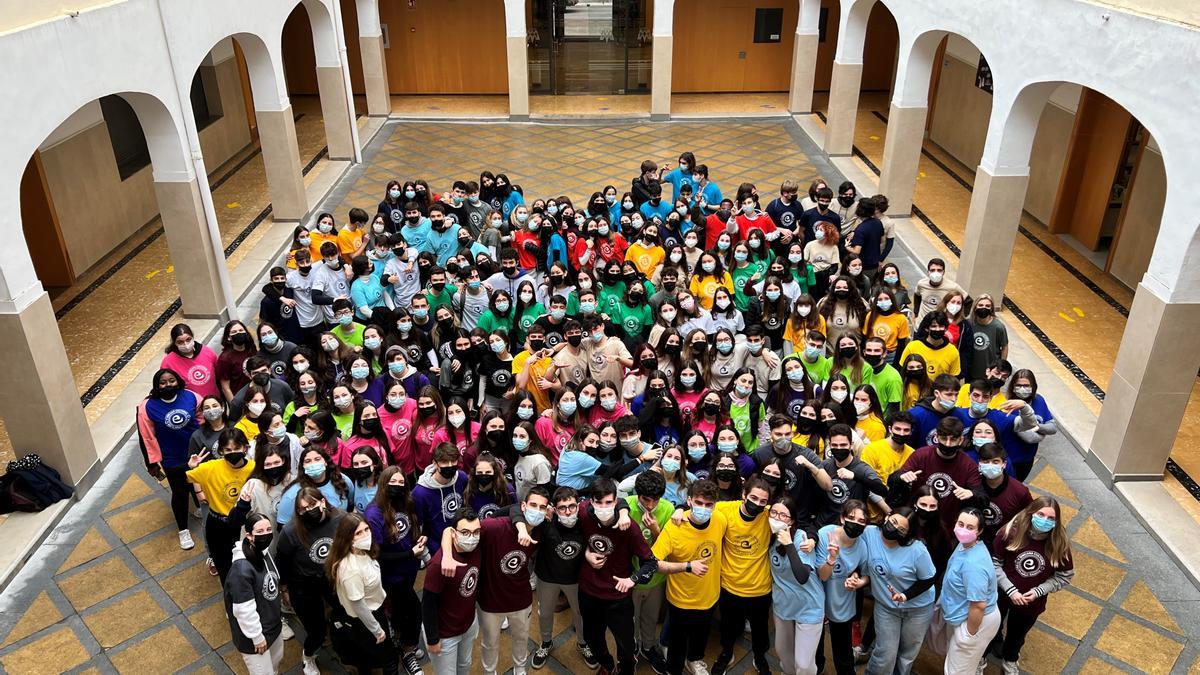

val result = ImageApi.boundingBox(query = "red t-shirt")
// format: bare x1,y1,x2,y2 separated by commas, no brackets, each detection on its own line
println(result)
704,214,729,251
424,546,483,639
514,231,540,270
992,527,1072,615
578,500,653,600
477,518,536,613
981,476,1032,546
735,213,777,242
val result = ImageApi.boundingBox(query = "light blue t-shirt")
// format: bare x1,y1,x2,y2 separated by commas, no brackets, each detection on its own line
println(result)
860,525,936,609
693,181,723,208
277,478,356,527
770,538,825,624
502,191,525,221
400,219,432,252
817,524,870,622
354,481,379,515
940,541,998,624
640,200,674,224
426,223,463,265
661,167,694,202
556,450,601,490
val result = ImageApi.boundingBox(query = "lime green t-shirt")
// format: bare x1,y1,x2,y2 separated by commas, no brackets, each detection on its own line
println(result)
626,495,676,589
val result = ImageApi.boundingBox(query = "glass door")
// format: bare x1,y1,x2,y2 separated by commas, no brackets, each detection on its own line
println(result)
529,0,651,95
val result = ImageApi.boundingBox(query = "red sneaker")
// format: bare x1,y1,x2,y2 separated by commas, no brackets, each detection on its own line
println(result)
851,620,863,648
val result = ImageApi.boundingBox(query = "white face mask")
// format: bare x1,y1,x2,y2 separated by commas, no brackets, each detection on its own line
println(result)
797,306,812,317
947,302,962,315
929,271,944,284
353,532,373,550
247,401,267,417
593,506,616,522
830,389,848,403
854,400,870,416
769,517,788,534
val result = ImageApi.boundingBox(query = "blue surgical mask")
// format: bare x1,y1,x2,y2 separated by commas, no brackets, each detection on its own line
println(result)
518,406,535,420
735,384,752,397
1030,514,1056,533
581,301,596,313
469,280,481,289
746,342,763,355
261,333,278,348
551,309,566,321
524,508,546,527
688,447,707,461
405,190,417,200
387,395,406,408
364,337,382,351
389,361,407,375
337,315,353,326
691,505,713,524
490,341,505,353
979,462,1004,480
398,321,413,332
788,253,803,264
390,189,402,199
496,301,510,313
512,436,530,452
973,437,991,448
412,309,428,319
578,395,595,409
715,342,733,355
876,299,893,312
351,366,370,380
717,440,738,453
765,290,781,301
661,458,681,474
304,462,326,478
804,346,822,361
970,401,989,416
734,252,748,262
787,368,805,382
270,426,287,440
680,374,697,387
559,401,577,416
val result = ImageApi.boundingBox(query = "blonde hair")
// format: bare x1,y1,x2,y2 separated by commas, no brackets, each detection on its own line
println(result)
1003,496,1072,568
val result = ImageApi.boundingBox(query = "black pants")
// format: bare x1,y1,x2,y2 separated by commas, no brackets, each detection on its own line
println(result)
579,590,637,674
991,597,1041,662
666,603,714,675
815,619,855,675
292,577,335,657
1012,460,1035,482
205,511,240,584
718,589,771,660
383,577,422,649
332,605,399,674
164,465,192,531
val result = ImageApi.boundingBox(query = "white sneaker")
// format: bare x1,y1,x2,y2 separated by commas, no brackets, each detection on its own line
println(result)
687,660,710,675
501,617,510,630
302,653,320,675
178,530,195,550
1002,660,1020,675
975,658,988,675
280,619,295,640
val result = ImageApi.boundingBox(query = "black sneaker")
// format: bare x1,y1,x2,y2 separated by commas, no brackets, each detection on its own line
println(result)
579,642,600,670
532,641,551,670
711,651,733,675
402,650,422,675
640,646,667,675
754,656,771,675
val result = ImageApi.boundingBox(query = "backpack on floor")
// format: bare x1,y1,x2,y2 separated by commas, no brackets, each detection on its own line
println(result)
0,454,74,513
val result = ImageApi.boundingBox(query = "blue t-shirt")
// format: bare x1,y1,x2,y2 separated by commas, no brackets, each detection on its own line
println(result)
558,450,602,490
850,217,884,267
502,191,525,221
426,223,463,265
144,391,200,468
354,481,379,514
277,477,356,527
693,181,723,208
770,539,825,624
941,541,998,624
860,525,936,609
817,524,870,622
1010,395,1053,464
661,167,694,202
640,199,674,224
400,219,432,252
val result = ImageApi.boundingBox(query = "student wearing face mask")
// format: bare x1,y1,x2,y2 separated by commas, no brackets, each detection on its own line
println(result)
412,443,470,553
859,411,917,495
309,212,340,260
138,368,202,550
234,388,272,443
235,444,295,538
277,487,346,674
279,446,355,531
816,425,887,530
187,428,256,582
765,179,806,237
889,417,987,533
225,512,285,674
311,241,352,329
976,443,1033,545
815,500,870,675
913,258,965,324
162,323,222,400
798,187,842,247
940,508,1001,673
907,373,962,456
326,513,399,674
901,310,961,382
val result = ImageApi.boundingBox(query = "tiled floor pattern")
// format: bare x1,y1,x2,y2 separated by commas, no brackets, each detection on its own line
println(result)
2,118,1199,673
0,96,342,468
809,92,1200,520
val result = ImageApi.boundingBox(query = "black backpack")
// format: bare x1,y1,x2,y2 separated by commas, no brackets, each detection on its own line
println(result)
0,454,74,513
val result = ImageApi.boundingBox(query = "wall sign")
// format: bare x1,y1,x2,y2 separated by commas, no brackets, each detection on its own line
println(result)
975,55,993,94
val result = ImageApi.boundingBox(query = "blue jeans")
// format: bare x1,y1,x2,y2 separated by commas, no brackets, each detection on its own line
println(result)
430,617,479,675
867,602,934,675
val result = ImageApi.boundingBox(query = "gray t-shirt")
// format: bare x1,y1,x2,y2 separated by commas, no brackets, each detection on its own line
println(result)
968,318,1009,380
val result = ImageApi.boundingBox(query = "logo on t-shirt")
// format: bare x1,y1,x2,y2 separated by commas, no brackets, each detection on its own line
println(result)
460,565,480,597
784,468,798,492
478,503,503,519
788,400,804,419
269,359,287,379
983,501,1003,526
1014,550,1046,578
770,552,783,568
500,550,528,575
187,365,211,386
391,419,412,442
588,534,614,555
829,478,849,504
262,570,280,601
926,472,954,498
491,369,512,388
556,540,582,560
695,541,717,561
441,492,463,520
406,345,424,365
623,316,640,333
394,513,411,541
224,480,242,500
973,333,990,352
164,407,192,430
280,303,294,319
309,536,333,563
734,533,760,551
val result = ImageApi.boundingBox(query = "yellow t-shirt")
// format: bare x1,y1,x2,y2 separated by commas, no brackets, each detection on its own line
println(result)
234,416,262,444
715,501,772,597
689,273,733,310
900,340,960,379
859,438,913,486
512,350,553,412
784,316,829,349
902,382,924,410
309,231,338,261
955,384,1008,409
627,243,665,279
864,312,911,352
856,415,886,443
338,227,365,258
186,458,256,516
789,433,825,460
652,509,727,610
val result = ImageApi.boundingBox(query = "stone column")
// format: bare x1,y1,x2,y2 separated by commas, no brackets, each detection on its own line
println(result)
650,0,675,120
360,35,390,117
153,177,227,319
956,168,1029,303
503,0,529,120
1088,284,1200,482
877,102,929,215
823,60,863,156
315,66,355,160
0,291,100,489
788,32,819,114
256,105,309,222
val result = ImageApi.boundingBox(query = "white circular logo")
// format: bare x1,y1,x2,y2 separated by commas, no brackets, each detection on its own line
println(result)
556,540,581,560
460,566,479,596
395,513,411,540
1015,550,1046,578
829,478,849,504
309,537,333,563
588,534,614,555
927,472,954,498
164,408,191,430
974,333,990,351
441,492,462,519
188,365,211,386
500,550,528,575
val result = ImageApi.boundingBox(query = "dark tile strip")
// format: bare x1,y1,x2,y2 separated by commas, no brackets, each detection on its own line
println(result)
868,109,1131,318
824,109,1200,498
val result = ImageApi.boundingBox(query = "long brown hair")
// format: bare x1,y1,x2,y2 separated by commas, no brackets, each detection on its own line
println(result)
372,466,422,544
1003,496,1072,568
291,486,329,548
325,512,377,588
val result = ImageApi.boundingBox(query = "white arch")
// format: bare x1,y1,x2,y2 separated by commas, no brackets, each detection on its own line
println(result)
833,0,878,64
297,0,341,67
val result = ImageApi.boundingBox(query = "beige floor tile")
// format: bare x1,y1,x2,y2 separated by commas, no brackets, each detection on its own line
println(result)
57,557,139,611
1095,614,1181,675
81,589,168,648
1120,580,1182,634
1070,549,1125,601
1037,588,1104,640
188,601,232,650
108,624,199,675
0,626,91,675
103,476,155,514
1027,464,1080,504
57,527,114,574
1072,517,1127,563
130,528,206,576
0,591,62,648
104,498,175,544
1018,626,1076,674
160,560,223,611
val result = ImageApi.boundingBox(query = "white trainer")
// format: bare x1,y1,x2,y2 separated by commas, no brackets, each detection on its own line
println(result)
178,530,195,550
302,653,320,675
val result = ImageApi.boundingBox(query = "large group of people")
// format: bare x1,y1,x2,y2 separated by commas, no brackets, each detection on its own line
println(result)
136,154,1072,675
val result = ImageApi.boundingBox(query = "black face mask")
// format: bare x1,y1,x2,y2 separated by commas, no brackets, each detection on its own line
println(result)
430,219,446,231
641,357,658,371
298,265,312,275
662,280,677,292
475,473,495,487
504,266,519,277
842,521,866,538
158,385,181,399
715,468,738,482
665,343,682,356
936,443,960,459
863,352,885,367
975,307,992,319
648,387,667,399
418,406,437,418
550,275,565,286
904,369,924,381
831,447,852,462
406,216,421,224
438,465,458,479
272,281,286,292
529,339,546,352
691,343,708,356
252,532,274,552
891,433,915,447
743,499,765,517
605,271,621,284
361,418,380,434
881,521,905,541
252,373,271,387
717,209,732,221
703,402,721,416
346,466,373,482
761,474,780,487
838,195,856,208
263,466,288,483
837,346,858,360
833,289,850,300
232,333,251,347
224,452,246,466
566,334,583,347
386,485,408,501
486,429,506,445
915,508,938,523
795,417,817,434
432,283,447,294
926,329,946,342
300,507,324,525
438,319,455,332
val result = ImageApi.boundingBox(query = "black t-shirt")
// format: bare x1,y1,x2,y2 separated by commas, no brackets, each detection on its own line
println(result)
534,520,587,584
277,511,344,584
481,352,516,398
532,316,568,349
224,547,283,654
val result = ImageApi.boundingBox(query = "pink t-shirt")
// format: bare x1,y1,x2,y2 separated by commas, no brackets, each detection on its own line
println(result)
673,389,705,424
161,346,220,400
431,422,481,464
379,400,417,473
535,416,573,464
587,403,628,428
340,436,386,467
413,421,440,473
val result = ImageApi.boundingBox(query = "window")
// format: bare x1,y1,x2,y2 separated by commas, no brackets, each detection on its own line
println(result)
98,95,151,180
818,8,829,42
190,66,224,131
753,8,784,43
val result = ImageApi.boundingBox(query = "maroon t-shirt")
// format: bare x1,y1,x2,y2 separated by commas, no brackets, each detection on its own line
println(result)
477,517,535,613
216,349,253,396
992,528,1072,615
899,446,983,530
577,500,653,601
981,476,1032,547
424,546,483,638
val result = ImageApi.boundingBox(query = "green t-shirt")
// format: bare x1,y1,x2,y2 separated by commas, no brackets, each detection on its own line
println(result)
864,364,903,411
426,283,459,311
626,495,676,588
729,398,766,450
332,322,366,348
616,301,652,338
798,354,833,383
333,410,354,439
730,263,758,311
476,309,515,336
598,282,627,317
515,303,545,342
